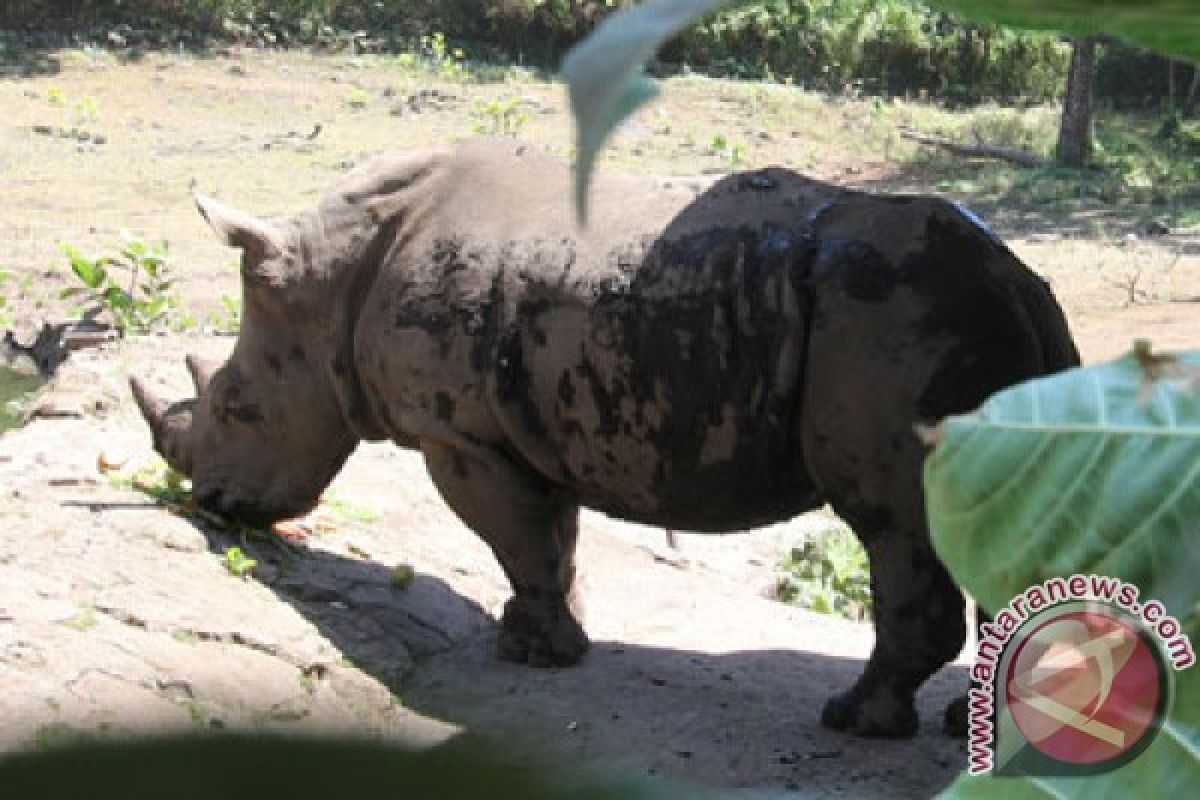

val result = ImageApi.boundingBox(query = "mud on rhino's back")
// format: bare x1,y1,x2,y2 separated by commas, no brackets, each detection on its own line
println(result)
368,143,845,529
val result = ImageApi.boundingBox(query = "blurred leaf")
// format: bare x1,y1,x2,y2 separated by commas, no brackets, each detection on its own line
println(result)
925,348,1200,615
925,348,1200,798
929,1,1200,64
561,0,727,221
0,733,693,800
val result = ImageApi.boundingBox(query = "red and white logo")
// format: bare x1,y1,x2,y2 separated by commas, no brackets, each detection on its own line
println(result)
1006,610,1161,766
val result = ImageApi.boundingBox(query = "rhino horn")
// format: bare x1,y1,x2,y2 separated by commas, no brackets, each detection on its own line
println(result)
185,353,219,394
192,190,286,260
129,376,195,475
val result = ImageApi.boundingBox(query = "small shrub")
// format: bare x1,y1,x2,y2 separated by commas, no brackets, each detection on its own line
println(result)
221,546,257,578
709,132,749,166
205,294,242,335
58,234,186,335
775,527,872,621
469,97,529,136
344,86,371,108
0,270,15,328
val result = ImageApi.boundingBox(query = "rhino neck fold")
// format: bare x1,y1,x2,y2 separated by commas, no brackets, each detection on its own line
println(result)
322,213,399,443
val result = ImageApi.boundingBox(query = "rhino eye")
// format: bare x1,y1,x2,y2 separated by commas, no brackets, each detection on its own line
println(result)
212,384,264,425
226,403,264,424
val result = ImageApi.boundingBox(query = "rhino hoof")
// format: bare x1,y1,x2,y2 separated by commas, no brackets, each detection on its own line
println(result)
820,687,918,738
943,694,968,737
498,597,589,668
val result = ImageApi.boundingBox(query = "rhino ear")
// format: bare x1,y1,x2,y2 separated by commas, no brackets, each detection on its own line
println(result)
193,191,286,259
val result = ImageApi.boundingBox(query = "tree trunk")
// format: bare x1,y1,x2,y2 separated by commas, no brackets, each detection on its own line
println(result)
1056,36,1099,167
1185,65,1200,117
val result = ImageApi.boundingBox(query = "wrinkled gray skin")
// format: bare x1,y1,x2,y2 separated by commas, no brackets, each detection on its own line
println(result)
132,140,1079,738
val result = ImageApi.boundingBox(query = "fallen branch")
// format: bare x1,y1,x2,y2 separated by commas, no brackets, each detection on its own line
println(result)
899,128,1049,168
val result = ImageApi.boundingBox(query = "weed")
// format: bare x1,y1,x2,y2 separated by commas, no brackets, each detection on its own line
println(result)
172,629,200,645
206,294,242,335
66,605,97,632
109,459,192,506
709,133,748,166
0,269,14,328
321,492,382,524
399,32,472,83
221,546,257,578
469,97,529,137
344,86,371,108
775,527,872,621
59,234,187,336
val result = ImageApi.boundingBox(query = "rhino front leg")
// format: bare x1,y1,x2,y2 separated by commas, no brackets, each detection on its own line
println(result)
421,440,588,668
819,505,966,738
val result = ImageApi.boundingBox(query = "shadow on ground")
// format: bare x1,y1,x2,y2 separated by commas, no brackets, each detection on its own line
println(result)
164,512,967,797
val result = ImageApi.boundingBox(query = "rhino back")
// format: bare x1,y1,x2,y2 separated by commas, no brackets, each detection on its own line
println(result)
358,144,833,529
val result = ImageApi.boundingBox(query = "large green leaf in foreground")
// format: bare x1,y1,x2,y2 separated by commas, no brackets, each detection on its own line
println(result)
925,348,1200,798
562,0,1200,219
934,1,1200,64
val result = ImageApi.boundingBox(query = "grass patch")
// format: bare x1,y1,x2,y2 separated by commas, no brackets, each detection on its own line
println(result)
775,527,872,622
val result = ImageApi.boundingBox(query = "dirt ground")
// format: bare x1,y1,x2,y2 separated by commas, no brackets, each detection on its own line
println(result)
1,46,1197,798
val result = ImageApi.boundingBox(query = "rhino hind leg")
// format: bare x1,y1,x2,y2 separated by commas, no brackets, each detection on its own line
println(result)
421,440,588,668
818,506,966,737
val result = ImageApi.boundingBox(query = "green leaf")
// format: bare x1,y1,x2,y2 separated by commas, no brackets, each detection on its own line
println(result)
561,0,727,221
925,348,1200,615
61,244,107,289
929,1,1200,64
925,348,1200,798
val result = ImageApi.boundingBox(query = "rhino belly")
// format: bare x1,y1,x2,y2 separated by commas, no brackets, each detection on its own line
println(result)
490,281,822,532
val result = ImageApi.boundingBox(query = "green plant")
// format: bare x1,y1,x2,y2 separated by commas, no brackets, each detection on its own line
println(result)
58,235,185,335
206,294,242,335
413,31,471,83
775,527,872,621
110,459,192,506
469,97,530,137
321,491,382,524
221,546,257,578
344,86,370,108
0,269,15,328
66,606,97,632
708,132,748,165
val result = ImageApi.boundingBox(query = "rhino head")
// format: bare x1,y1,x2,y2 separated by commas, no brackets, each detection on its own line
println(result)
129,186,394,526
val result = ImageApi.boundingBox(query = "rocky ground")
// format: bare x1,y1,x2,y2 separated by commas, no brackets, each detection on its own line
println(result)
1,338,971,798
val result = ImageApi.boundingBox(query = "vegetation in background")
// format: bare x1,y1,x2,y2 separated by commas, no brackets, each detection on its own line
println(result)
205,294,242,336
913,105,1200,217
775,528,872,621
3,1,1191,109
0,270,15,329
469,96,530,136
58,235,189,335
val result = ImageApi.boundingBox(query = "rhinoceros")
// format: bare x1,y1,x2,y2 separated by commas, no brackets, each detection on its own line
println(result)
131,139,1078,737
